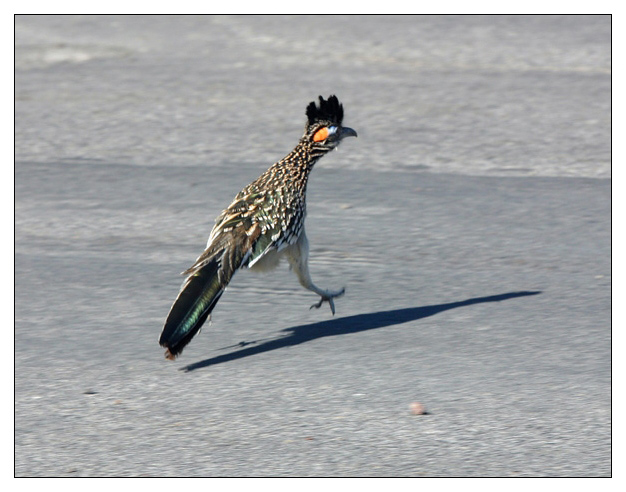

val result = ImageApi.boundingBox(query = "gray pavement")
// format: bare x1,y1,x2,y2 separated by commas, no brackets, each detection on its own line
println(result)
15,15,611,476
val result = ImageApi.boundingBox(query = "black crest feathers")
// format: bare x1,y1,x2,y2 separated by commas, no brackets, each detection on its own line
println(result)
306,95,344,127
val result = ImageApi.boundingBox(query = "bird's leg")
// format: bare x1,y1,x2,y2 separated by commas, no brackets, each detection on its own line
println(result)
285,229,345,315
308,286,345,315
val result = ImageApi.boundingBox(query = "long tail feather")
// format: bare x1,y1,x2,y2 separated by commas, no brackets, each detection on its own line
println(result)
159,256,226,360
160,219,260,360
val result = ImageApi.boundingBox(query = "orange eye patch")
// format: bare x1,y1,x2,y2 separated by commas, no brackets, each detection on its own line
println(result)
313,127,330,142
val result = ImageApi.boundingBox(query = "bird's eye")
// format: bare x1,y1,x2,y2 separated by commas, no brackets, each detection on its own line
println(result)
313,126,337,142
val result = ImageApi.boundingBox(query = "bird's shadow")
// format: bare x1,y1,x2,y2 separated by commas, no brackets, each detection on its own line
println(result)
181,291,541,372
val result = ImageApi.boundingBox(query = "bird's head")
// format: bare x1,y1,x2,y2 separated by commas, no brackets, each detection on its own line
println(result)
303,95,357,150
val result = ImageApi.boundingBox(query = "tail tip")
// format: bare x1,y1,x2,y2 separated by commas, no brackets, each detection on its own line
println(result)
164,347,178,361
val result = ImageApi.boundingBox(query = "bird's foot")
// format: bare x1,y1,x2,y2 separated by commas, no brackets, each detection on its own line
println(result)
310,287,345,315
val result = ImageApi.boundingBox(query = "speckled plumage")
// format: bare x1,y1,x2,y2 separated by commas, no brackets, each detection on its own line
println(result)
159,95,357,360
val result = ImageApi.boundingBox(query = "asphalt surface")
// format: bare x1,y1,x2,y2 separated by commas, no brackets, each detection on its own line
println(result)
15,15,611,477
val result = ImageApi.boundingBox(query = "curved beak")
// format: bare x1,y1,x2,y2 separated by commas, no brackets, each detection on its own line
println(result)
339,126,358,139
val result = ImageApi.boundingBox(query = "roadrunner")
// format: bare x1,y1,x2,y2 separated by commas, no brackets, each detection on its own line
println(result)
159,95,357,359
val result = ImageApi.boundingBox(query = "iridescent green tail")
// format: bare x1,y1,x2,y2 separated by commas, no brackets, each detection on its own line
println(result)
159,257,225,360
